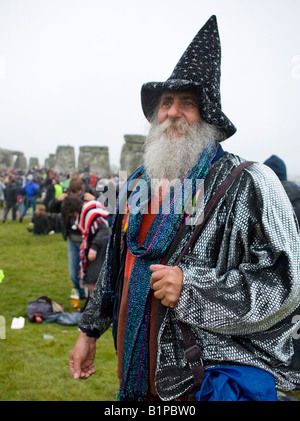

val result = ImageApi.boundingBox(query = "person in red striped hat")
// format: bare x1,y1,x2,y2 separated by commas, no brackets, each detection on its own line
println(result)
62,196,110,298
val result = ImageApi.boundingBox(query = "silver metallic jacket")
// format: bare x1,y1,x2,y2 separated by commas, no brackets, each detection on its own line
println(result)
79,152,300,400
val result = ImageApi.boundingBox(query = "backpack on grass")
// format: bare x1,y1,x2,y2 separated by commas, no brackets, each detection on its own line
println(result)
26,296,63,322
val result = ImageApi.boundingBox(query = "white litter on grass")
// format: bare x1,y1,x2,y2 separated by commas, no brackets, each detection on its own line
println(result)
43,334,54,340
11,317,25,329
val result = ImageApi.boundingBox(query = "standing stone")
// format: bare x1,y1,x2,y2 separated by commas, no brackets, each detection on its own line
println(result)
29,157,39,169
120,135,145,175
45,154,56,169
78,146,110,176
0,148,15,170
14,153,27,171
54,146,75,174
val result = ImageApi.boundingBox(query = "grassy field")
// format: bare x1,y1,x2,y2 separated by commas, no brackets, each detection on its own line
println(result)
1,213,299,403
0,216,119,401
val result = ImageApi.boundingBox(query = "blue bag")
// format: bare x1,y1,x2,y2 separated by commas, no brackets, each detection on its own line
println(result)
195,366,278,401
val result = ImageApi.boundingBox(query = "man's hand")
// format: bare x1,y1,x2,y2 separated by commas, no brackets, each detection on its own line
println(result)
57,192,68,202
83,192,95,201
88,249,97,261
150,264,183,308
69,331,97,380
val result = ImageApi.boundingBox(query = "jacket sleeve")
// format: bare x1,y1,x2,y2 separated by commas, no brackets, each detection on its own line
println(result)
174,163,300,336
90,224,110,252
47,198,61,213
78,257,112,337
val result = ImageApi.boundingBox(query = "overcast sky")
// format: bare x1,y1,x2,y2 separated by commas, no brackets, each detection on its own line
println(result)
0,0,299,177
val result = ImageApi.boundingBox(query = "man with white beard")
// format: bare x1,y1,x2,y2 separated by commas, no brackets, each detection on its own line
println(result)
69,16,300,401
144,91,222,183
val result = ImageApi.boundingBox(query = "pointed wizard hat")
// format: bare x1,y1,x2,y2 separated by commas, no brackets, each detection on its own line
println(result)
141,15,236,140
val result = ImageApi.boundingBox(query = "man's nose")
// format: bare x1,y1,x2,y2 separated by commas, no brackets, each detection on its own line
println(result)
167,103,182,118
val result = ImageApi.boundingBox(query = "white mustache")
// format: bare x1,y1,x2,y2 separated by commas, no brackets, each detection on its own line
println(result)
160,118,193,138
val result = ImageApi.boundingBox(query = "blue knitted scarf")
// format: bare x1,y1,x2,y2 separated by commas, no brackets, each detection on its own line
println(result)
103,142,218,401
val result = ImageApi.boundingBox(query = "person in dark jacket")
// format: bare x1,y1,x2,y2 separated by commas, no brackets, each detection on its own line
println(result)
3,178,18,222
43,177,56,211
264,155,300,225
49,175,95,299
31,204,50,235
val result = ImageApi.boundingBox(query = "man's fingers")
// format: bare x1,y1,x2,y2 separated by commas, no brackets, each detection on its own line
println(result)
69,353,81,379
150,264,168,272
149,265,183,308
70,360,95,380
150,265,168,288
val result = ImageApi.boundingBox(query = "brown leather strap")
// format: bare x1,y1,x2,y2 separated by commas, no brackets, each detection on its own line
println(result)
175,160,254,400
177,319,205,400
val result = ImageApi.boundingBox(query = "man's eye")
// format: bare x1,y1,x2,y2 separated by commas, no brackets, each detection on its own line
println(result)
183,100,196,107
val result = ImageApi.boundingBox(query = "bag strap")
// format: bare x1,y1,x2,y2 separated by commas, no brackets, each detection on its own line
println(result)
175,160,254,400
174,161,254,266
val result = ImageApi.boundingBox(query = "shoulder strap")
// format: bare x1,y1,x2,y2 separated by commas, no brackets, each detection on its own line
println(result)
175,160,254,400
174,160,254,266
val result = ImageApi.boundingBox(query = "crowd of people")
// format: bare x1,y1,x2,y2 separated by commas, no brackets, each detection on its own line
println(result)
0,167,120,226
0,167,120,301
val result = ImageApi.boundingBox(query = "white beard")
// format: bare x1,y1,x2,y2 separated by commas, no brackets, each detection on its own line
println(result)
143,118,220,184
